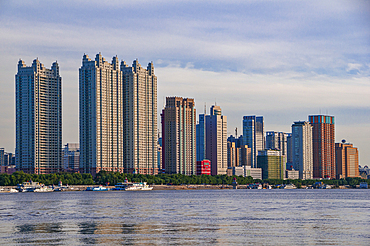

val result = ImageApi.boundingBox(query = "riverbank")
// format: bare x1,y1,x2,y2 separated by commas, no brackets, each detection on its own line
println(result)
1,184,367,192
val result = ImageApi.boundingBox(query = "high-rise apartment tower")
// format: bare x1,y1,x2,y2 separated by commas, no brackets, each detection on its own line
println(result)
292,121,313,179
335,141,359,178
121,59,157,174
16,59,62,174
79,53,157,175
79,54,124,175
309,115,335,179
206,105,227,175
161,97,196,175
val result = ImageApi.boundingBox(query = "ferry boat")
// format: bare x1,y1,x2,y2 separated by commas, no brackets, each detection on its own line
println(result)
114,177,153,191
17,180,53,192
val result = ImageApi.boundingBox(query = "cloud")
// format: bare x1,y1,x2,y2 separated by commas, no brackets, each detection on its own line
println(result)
0,0,369,164
346,63,362,72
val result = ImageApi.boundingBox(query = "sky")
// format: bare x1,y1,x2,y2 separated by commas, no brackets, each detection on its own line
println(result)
0,0,369,165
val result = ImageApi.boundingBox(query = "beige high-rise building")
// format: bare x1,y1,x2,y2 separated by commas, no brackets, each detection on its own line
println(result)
240,145,252,167
16,59,62,174
79,54,124,175
79,53,157,175
227,142,237,167
161,97,196,175
206,105,227,175
121,59,157,175
335,141,359,178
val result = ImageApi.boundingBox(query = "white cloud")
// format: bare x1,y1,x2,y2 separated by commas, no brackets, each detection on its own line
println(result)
0,0,369,164
346,63,362,72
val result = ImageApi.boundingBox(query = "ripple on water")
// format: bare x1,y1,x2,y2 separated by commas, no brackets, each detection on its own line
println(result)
0,189,369,245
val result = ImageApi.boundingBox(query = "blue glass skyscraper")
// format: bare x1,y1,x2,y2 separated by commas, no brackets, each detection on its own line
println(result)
243,116,264,168
196,114,206,162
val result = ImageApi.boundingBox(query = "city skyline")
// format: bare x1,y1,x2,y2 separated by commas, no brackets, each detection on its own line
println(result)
0,1,369,165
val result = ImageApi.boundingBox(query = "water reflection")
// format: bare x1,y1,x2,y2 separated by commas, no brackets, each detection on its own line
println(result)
79,221,98,244
14,223,64,245
15,222,63,234
1,190,369,245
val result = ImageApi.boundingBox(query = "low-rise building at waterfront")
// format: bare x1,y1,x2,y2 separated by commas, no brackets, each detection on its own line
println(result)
227,166,262,180
286,169,299,180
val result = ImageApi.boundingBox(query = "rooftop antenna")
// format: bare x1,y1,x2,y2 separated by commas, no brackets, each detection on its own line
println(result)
215,98,217,106
163,96,165,108
235,127,238,137
204,102,206,114
326,109,328,115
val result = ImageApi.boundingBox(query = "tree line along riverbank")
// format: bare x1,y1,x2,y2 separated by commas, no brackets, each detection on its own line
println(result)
1,171,369,188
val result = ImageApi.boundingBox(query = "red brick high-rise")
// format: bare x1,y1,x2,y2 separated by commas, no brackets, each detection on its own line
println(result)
335,141,359,179
309,115,335,179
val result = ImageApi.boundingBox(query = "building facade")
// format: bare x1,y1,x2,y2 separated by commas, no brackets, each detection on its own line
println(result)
265,131,288,156
121,59,158,175
227,166,262,180
257,150,285,179
196,114,206,162
206,105,227,175
0,148,4,166
309,115,335,179
63,143,80,172
286,134,293,170
79,54,157,175
292,121,313,180
79,54,124,175
161,97,196,175
16,59,62,174
227,142,238,168
196,160,211,175
335,141,359,178
243,116,264,168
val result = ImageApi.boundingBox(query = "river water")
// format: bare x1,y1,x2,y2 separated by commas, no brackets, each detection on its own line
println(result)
0,189,369,245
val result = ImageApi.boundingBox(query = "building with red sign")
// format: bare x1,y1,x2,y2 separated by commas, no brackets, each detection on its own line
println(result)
197,160,211,175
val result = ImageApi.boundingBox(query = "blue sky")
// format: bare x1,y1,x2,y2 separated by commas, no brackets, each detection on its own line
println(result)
0,0,369,165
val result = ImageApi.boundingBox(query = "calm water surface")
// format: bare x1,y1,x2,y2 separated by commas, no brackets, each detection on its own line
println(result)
0,189,369,245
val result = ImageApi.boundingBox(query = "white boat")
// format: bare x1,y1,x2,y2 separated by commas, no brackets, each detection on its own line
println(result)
92,186,109,191
33,186,54,192
284,184,297,189
17,180,53,192
114,178,153,191
0,187,19,193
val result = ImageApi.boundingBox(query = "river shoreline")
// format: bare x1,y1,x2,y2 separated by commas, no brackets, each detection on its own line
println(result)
0,184,365,192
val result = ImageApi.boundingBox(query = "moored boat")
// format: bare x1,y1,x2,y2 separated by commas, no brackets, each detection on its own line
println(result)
92,186,109,191
114,177,153,191
284,184,297,189
17,180,53,192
